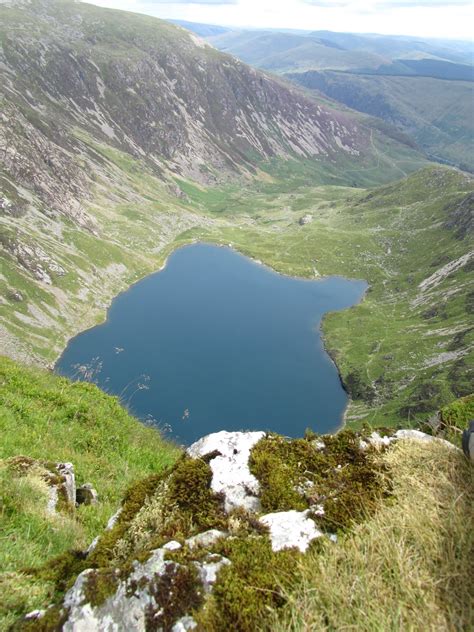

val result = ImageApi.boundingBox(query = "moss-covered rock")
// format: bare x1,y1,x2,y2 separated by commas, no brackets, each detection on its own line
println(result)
250,430,389,531
16,426,452,631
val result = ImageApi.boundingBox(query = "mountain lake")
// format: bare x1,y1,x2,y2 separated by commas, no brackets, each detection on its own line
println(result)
56,243,367,445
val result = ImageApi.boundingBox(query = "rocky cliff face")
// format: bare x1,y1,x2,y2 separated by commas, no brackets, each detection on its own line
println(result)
1,0,366,212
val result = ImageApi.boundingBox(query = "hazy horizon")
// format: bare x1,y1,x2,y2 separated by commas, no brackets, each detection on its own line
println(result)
83,0,474,41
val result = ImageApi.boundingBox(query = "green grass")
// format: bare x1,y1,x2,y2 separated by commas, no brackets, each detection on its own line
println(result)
273,438,474,631
0,355,179,628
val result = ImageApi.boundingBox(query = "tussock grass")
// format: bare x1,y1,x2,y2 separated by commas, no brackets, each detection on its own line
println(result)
0,465,84,630
274,439,474,631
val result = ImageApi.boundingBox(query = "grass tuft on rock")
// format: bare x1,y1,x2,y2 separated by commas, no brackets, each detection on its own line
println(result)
272,438,474,631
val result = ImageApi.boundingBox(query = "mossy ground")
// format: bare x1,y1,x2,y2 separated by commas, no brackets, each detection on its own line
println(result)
19,427,395,631
2,376,472,631
250,430,390,532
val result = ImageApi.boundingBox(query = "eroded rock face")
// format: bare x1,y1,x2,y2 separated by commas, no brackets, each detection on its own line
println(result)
61,542,230,632
76,483,99,506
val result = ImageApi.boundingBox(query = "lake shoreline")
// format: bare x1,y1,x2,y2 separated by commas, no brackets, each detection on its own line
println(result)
56,242,368,443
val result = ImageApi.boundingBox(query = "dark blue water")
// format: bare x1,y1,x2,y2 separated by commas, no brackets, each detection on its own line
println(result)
56,244,367,445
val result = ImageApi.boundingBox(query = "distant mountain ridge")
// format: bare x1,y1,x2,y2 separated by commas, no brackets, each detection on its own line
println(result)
198,24,474,74
1,0,391,219
177,21,473,170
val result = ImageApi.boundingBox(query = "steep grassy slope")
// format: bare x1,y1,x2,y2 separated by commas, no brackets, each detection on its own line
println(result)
288,71,474,171
0,355,179,628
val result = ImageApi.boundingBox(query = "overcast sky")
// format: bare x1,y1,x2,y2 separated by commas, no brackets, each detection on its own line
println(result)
84,0,474,40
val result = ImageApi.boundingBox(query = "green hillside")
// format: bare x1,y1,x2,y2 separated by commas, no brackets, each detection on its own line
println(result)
288,71,474,171
0,4,473,631
1,0,429,365
173,165,474,427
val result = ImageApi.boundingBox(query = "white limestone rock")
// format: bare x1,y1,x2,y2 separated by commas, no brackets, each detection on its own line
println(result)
63,547,188,631
259,510,323,552
187,431,265,512
186,529,227,550
194,555,231,593
172,617,197,631
360,428,459,451
57,462,76,506
163,540,182,551
395,429,437,442
24,609,45,621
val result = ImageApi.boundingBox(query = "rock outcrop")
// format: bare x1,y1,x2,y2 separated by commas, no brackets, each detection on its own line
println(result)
20,426,455,631
5,456,76,514
76,483,99,506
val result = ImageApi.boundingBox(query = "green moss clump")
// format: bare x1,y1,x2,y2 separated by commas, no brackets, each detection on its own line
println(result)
82,569,120,608
165,457,227,535
249,434,321,512
196,536,300,632
310,431,389,532
29,550,89,600
250,431,389,532
438,394,474,446
145,563,203,631
88,473,166,569
14,605,68,632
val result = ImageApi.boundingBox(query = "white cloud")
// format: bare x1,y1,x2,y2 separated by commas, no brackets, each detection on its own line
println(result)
83,0,474,39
